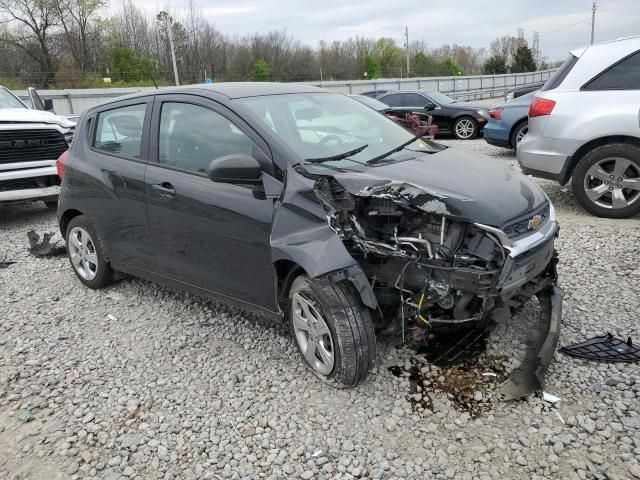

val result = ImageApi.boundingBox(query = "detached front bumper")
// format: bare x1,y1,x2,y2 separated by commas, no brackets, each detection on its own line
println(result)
498,285,563,400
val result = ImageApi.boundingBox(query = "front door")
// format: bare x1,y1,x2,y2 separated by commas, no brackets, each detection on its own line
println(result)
145,94,277,310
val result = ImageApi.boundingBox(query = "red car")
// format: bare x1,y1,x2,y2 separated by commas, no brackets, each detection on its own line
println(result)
351,94,438,139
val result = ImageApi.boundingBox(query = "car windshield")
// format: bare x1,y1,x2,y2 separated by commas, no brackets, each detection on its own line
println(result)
0,88,27,109
426,91,455,105
238,92,435,168
351,95,388,111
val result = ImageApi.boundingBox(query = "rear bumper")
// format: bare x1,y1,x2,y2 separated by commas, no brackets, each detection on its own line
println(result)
517,134,580,180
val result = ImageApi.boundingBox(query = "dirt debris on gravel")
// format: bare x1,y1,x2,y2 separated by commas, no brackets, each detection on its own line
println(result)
1,138,639,480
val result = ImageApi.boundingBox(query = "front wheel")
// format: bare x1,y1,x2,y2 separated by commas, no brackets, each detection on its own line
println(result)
453,117,478,140
288,275,376,387
571,143,640,218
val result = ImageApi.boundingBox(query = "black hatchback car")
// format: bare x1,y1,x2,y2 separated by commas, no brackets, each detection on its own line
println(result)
58,83,562,394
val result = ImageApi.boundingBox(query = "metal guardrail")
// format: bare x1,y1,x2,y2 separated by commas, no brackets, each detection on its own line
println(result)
14,69,555,115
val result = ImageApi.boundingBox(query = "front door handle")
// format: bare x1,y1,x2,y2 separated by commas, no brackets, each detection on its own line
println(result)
152,182,176,199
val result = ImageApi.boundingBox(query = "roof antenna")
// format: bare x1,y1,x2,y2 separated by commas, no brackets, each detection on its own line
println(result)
149,71,159,89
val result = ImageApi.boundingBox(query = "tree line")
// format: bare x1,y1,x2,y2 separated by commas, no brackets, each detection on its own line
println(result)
0,0,553,89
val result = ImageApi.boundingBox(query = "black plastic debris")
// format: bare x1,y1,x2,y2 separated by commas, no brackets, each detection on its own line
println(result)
0,261,16,269
561,333,640,363
27,230,67,257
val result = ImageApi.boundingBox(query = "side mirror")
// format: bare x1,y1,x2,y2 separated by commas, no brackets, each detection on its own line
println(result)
208,154,262,185
44,98,54,112
424,102,436,111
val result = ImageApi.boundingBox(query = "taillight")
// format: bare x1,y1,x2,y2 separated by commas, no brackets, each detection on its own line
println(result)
56,150,69,179
529,97,556,117
488,108,503,120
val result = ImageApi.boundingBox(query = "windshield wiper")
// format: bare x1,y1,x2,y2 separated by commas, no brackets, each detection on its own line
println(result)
367,135,421,164
305,144,368,164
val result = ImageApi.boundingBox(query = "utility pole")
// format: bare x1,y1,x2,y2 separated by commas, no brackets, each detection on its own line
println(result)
590,2,597,45
404,26,410,77
158,11,180,86
167,17,179,86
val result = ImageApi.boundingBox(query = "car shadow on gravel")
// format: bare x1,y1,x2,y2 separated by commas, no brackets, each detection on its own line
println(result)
0,202,54,229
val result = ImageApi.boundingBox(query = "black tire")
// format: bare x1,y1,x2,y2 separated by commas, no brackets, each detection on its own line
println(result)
571,143,640,218
287,275,376,387
65,215,114,289
44,200,58,211
452,116,478,140
510,120,528,151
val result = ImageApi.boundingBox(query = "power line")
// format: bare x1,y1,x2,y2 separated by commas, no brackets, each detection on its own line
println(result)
538,18,591,38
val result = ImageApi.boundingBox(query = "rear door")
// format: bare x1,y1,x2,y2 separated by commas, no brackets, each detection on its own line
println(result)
77,97,155,269
144,94,277,309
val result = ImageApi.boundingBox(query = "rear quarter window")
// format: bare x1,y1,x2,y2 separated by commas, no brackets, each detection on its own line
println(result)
540,54,579,91
582,50,640,90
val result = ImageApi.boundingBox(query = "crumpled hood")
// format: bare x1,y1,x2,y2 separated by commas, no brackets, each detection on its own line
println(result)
318,148,548,227
0,108,75,128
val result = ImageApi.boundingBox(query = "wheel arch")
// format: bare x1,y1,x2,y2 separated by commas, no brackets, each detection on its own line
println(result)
273,259,378,314
508,117,528,148
560,135,640,185
59,208,84,239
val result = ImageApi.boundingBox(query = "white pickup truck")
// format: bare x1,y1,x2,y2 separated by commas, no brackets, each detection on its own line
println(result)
0,86,75,209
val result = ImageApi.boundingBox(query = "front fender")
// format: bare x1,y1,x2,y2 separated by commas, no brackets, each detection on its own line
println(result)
271,167,377,309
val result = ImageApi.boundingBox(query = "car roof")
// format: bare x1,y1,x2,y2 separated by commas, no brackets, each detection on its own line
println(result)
86,82,330,111
562,36,640,90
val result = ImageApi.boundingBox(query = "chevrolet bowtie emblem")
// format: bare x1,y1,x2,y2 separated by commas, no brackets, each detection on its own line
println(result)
528,214,543,231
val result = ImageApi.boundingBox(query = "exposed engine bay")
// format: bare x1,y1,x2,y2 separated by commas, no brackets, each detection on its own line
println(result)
311,174,559,332
383,110,438,139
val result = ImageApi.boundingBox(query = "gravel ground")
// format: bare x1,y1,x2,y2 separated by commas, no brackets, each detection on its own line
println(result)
1,138,639,480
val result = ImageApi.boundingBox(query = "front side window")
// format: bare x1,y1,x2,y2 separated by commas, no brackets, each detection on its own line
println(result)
158,102,254,174
583,50,640,90
94,104,146,158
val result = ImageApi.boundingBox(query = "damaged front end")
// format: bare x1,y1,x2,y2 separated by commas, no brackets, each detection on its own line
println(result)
306,169,562,398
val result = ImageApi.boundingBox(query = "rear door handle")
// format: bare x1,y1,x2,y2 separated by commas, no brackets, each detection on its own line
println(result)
152,182,176,199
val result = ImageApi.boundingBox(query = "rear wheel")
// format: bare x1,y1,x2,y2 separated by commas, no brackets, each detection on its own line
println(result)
572,143,640,218
453,117,478,140
510,120,528,151
288,275,376,387
66,215,114,288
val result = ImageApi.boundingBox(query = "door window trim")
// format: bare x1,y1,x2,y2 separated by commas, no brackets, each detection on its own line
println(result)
89,97,154,163
148,94,274,178
581,49,640,91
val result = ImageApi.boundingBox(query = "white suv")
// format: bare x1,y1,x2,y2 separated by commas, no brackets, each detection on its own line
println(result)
517,36,640,218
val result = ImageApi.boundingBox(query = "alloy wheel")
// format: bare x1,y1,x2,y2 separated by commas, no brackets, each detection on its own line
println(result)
583,157,640,210
291,292,335,376
516,124,528,144
455,119,475,139
68,226,99,281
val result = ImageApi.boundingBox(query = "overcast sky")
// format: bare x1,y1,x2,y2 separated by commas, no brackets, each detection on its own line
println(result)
135,0,639,61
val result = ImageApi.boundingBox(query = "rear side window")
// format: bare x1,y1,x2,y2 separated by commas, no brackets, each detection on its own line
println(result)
381,93,402,107
583,50,640,90
158,102,254,174
94,104,146,158
540,54,579,91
